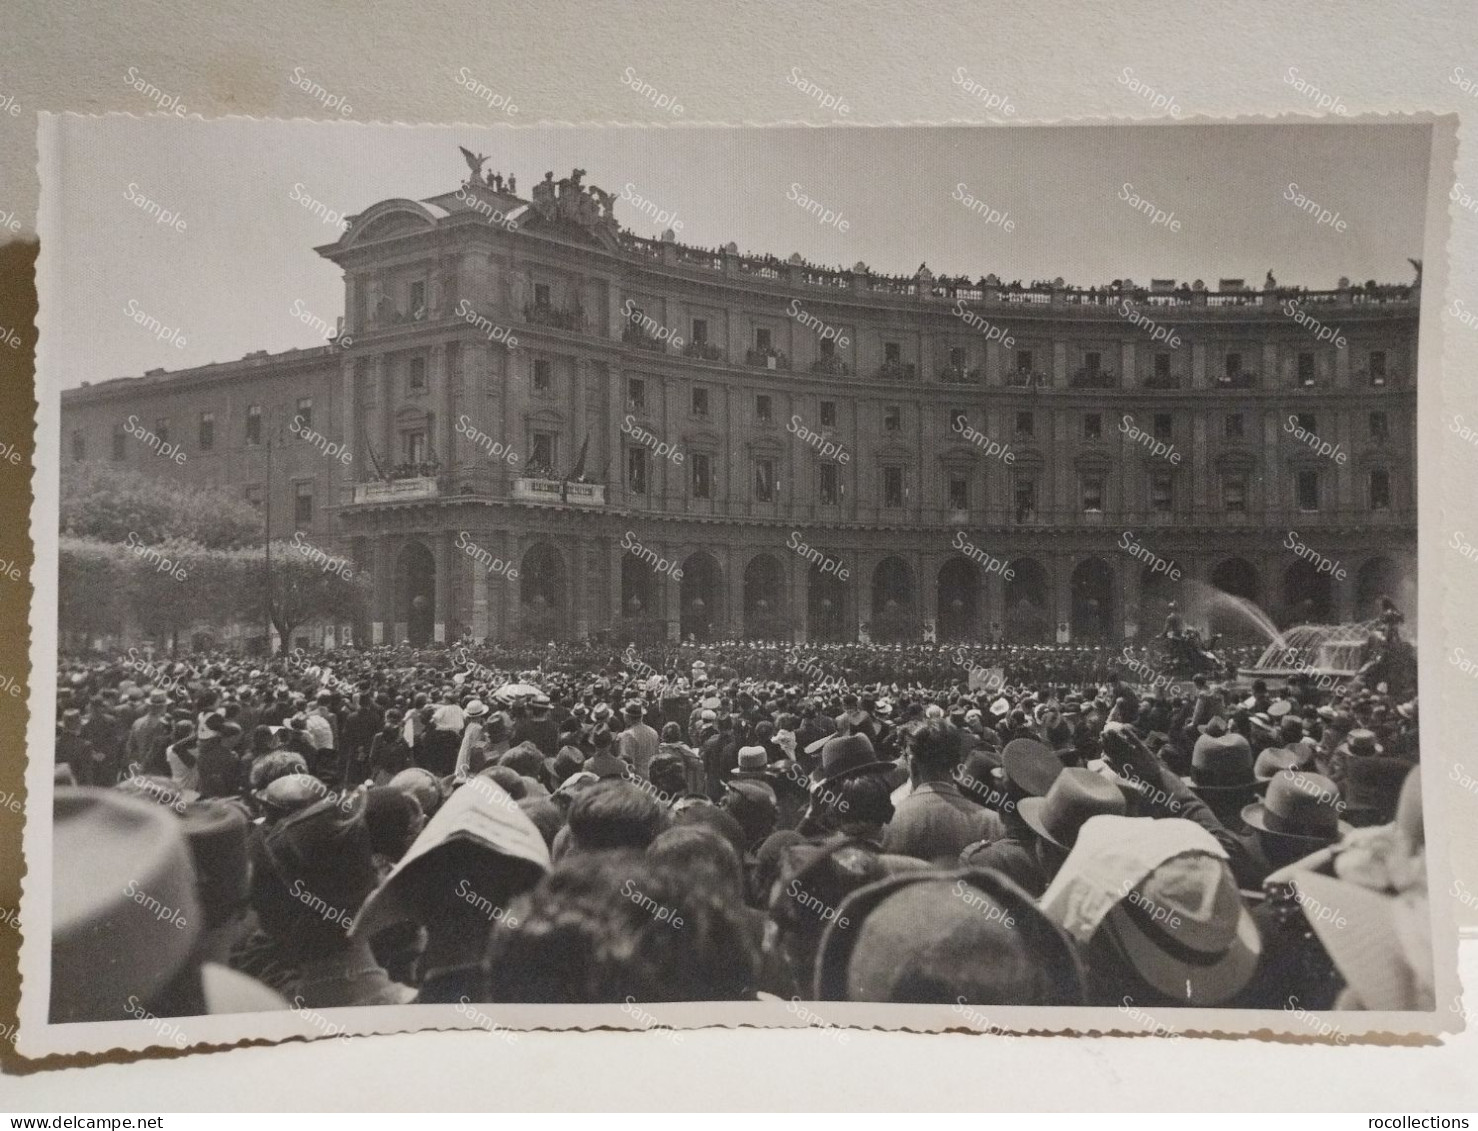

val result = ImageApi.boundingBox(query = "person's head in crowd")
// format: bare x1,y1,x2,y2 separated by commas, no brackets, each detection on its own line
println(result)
660,721,684,745
648,825,747,907
566,780,667,854
826,773,894,843
1041,816,1260,1007
248,749,310,793
752,829,807,909
250,791,379,965
480,765,527,801
906,718,964,783
480,851,759,1002
647,751,689,802
670,800,748,863
518,796,563,849
53,787,285,1023
387,767,446,821
1242,769,1352,871
815,868,1085,1005
721,778,778,851
364,786,425,867
1019,766,1127,880
767,839,888,994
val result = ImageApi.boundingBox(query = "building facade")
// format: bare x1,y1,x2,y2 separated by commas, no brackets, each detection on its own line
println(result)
61,163,1419,648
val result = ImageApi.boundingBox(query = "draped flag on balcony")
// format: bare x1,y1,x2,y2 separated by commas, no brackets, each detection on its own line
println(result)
361,423,387,481
569,433,589,481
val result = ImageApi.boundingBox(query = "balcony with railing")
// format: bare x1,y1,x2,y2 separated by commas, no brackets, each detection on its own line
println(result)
1214,371,1260,390
1069,368,1119,389
1006,370,1050,388
682,339,727,363
523,302,587,332
745,348,792,370
350,474,441,505
809,355,851,377
510,477,607,507
621,322,669,353
939,365,983,385
876,359,917,382
1141,373,1184,390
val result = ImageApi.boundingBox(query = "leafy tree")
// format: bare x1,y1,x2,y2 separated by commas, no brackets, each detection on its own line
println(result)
58,536,128,647
60,463,262,550
235,538,371,655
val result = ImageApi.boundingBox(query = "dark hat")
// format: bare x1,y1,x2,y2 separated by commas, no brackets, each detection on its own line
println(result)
810,733,892,787
52,788,202,1022
1189,731,1255,792
1343,729,1384,757
1197,715,1230,736
814,869,1085,1004
1018,767,1128,849
178,801,251,928
254,773,331,820
1242,770,1352,843
1253,746,1302,782
1341,757,1414,824
1000,737,1061,798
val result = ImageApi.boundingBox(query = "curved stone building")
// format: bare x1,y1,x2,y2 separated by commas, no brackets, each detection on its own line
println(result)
60,164,1418,649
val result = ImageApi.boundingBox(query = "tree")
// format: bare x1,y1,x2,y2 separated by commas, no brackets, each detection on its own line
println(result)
61,463,262,550
58,536,129,647
236,539,371,655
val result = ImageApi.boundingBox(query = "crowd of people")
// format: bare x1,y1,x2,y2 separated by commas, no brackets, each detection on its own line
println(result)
50,630,1429,1025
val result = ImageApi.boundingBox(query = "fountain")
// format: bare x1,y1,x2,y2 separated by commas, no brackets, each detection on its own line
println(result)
1238,619,1381,685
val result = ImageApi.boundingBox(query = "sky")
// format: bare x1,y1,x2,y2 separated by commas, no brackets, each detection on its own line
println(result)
39,117,1432,389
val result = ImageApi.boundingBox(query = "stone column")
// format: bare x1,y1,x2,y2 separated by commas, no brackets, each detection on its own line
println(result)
340,355,358,484
664,545,682,642
985,568,1005,640
471,543,490,643
609,537,624,635
1121,559,1142,640
1052,340,1068,388
1053,554,1073,643
433,530,452,643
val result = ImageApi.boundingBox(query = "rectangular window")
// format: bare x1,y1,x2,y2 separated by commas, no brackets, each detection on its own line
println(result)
1225,352,1242,377
534,283,551,309
1223,474,1247,513
1153,413,1173,442
297,397,313,429
1016,349,1033,372
691,386,709,417
72,430,86,462
884,405,901,432
951,408,969,433
1083,413,1102,441
950,346,967,369
407,357,427,391
1150,472,1174,513
244,484,263,509
756,394,773,423
112,425,127,461
1296,469,1320,512
1015,411,1034,438
948,474,969,512
1369,350,1387,381
1014,475,1037,521
754,326,772,352
819,337,836,358
1224,413,1244,440
294,481,314,525
820,463,840,505
628,378,646,412
754,457,776,502
155,418,170,446
691,452,712,499
1081,474,1104,513
1298,352,1316,386
627,447,648,495
820,400,837,427
1155,352,1172,379
532,358,551,393
885,341,901,363
1083,350,1101,373
1370,469,1391,510
403,430,427,464
1296,412,1316,433
691,318,708,344
530,431,556,471
883,466,904,507
409,280,426,313
1370,411,1389,443
246,405,262,446
199,411,214,451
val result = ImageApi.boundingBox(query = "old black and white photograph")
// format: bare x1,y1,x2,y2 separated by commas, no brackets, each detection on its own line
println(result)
24,113,1449,1056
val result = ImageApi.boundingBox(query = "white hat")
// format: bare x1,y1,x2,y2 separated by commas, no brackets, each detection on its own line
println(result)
464,699,489,719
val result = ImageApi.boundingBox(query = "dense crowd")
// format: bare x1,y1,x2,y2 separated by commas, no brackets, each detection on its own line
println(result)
50,632,1428,1025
